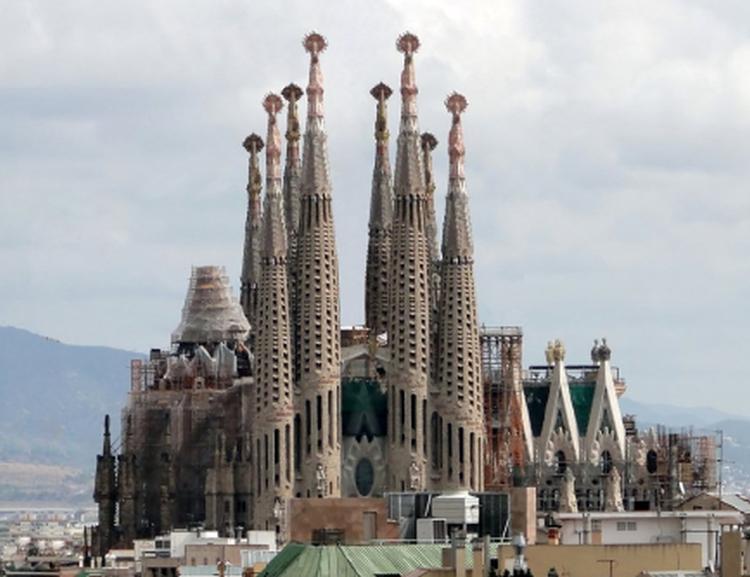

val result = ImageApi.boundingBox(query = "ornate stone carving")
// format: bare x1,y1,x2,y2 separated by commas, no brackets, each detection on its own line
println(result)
560,468,578,513
605,467,624,512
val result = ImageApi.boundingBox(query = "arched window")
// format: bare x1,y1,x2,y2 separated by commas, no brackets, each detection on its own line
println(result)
554,450,567,475
646,449,658,474
600,450,613,475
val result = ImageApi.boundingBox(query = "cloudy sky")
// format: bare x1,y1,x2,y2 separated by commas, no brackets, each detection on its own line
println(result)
1,1,748,413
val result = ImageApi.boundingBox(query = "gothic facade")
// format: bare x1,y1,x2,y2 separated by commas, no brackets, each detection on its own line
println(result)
93,32,714,559
93,32,485,555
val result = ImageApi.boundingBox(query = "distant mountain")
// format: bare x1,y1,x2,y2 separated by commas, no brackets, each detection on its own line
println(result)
619,397,749,429
0,326,140,472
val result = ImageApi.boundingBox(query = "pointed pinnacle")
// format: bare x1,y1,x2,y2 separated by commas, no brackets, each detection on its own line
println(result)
263,94,284,181
397,32,420,119
304,32,327,119
446,92,467,179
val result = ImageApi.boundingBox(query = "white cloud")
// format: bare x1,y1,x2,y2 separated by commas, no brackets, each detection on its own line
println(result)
0,0,748,412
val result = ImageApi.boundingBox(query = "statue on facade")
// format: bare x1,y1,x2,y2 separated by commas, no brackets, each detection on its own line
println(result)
590,339,599,364
559,468,578,513
605,466,624,512
315,463,327,497
409,460,421,491
552,340,566,363
544,341,554,366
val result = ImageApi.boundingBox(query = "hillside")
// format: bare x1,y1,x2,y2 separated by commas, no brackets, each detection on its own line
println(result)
0,326,139,480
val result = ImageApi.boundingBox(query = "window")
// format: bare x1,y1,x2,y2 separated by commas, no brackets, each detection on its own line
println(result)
355,458,375,496
554,450,567,475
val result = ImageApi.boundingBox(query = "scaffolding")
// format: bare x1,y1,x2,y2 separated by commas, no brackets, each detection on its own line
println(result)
480,326,526,491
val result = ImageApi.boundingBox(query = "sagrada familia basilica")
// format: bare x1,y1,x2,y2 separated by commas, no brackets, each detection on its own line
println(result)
94,32,717,555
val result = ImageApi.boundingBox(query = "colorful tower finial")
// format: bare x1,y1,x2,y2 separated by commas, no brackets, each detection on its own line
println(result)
304,32,327,119
371,82,392,156
397,32,420,119
445,93,468,179
282,83,304,168
263,93,284,181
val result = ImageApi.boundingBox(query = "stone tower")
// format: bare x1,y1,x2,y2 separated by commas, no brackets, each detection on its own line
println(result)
421,132,441,383
282,83,303,361
421,132,440,267
386,32,430,491
432,94,484,491
253,93,295,533
93,415,116,559
294,32,342,498
281,83,303,260
364,82,394,336
240,133,264,327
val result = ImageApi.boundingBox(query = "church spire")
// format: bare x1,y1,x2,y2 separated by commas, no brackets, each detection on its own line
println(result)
442,93,473,260
281,83,303,249
434,93,484,490
261,94,286,258
240,133,264,326
365,82,393,336
281,83,304,383
387,32,430,492
295,31,342,498
102,414,112,455
94,415,116,559
252,93,294,535
421,132,440,264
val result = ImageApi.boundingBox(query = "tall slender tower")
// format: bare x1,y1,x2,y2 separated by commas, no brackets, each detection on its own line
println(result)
93,415,116,558
295,32,342,498
421,132,440,266
364,82,394,336
421,132,441,383
433,94,484,491
240,133,264,328
387,32,430,491
253,93,295,533
282,83,304,379
281,83,304,250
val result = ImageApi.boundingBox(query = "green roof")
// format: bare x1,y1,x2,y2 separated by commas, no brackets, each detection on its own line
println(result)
523,384,549,436
523,380,596,437
259,543,484,577
569,383,595,436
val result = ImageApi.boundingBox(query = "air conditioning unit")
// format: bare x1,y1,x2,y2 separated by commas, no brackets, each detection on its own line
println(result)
416,518,447,543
